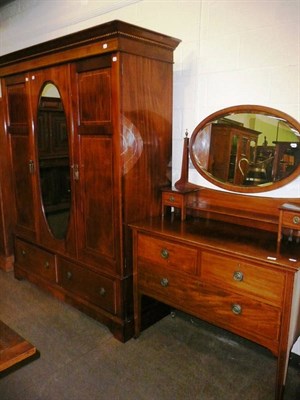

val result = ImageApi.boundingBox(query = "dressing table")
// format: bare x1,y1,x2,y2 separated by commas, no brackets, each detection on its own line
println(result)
131,105,300,400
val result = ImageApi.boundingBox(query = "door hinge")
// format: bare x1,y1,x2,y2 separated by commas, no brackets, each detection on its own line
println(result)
28,160,35,174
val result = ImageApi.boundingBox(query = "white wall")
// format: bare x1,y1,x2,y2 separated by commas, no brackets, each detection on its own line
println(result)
0,0,299,196
1,0,300,353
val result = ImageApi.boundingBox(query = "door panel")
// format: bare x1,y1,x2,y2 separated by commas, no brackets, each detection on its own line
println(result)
73,55,121,274
10,135,36,238
76,55,113,136
77,136,117,272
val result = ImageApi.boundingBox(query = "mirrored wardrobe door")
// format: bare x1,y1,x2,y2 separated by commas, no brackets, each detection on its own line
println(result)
29,65,77,255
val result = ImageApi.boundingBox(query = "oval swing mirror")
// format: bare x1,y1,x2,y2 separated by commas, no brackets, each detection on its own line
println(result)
190,105,300,193
37,83,71,239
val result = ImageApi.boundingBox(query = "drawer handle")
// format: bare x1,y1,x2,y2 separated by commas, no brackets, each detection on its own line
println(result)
233,271,244,282
66,271,72,280
160,277,169,287
44,261,50,269
231,304,242,315
99,287,106,297
21,250,26,256
169,196,175,202
160,248,169,259
293,215,300,225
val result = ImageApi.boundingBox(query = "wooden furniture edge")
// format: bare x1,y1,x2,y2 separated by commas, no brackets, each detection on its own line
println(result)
185,187,300,232
0,255,14,272
0,320,37,372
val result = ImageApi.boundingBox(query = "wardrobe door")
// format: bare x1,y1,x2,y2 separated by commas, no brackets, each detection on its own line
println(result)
4,74,36,240
29,65,76,255
72,55,121,275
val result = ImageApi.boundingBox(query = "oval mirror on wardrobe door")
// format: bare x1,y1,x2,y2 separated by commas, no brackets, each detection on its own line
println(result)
37,82,71,239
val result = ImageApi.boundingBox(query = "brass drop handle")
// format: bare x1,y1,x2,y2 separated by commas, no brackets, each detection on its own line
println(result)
160,278,169,287
44,261,50,269
169,196,175,202
293,215,300,225
21,250,26,256
66,271,72,280
160,248,169,259
231,304,242,315
99,287,106,297
233,271,244,282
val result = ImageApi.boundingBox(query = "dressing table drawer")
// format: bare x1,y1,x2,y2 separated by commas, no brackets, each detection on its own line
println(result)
138,261,281,345
138,261,199,301
281,210,300,229
15,238,57,282
137,234,198,275
194,291,281,345
201,252,285,306
162,190,185,208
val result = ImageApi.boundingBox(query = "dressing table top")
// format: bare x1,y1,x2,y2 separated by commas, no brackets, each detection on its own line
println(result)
130,215,300,272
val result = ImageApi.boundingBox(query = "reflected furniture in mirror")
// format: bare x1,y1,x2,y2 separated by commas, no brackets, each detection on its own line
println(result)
203,121,261,185
131,105,300,400
0,20,180,342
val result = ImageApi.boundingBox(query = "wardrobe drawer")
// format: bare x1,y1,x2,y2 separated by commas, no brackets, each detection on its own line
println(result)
138,262,281,343
137,234,198,274
58,258,117,315
201,252,285,306
15,238,57,282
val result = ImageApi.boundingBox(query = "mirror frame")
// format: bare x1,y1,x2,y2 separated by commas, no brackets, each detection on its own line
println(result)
189,105,300,193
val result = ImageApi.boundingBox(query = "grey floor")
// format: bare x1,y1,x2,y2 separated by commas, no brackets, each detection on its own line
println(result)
0,270,299,400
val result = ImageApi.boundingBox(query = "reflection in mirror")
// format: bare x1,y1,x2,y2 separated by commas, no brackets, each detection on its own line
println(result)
37,83,71,239
190,106,300,193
